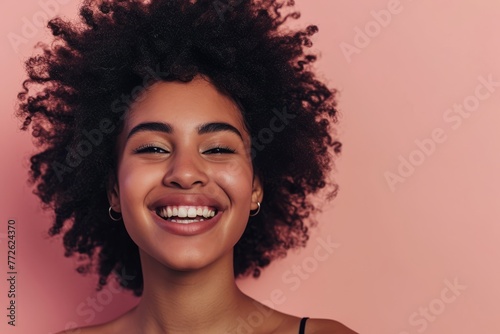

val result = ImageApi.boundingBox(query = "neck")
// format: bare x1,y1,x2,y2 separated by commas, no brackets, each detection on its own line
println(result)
127,251,252,334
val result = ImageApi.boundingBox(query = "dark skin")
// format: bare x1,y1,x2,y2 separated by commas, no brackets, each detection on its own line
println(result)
56,78,357,334
60,314,357,333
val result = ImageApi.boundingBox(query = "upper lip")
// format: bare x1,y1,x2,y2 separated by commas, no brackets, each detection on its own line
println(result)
149,193,223,211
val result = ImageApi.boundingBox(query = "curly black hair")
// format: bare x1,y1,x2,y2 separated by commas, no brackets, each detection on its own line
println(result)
16,0,342,296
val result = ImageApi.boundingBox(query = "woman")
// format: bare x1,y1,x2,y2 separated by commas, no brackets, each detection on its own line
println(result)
16,0,357,333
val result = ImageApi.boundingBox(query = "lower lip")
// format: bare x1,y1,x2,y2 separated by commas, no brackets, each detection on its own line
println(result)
151,210,221,236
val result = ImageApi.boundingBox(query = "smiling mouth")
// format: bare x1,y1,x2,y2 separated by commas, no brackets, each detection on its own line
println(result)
155,205,218,224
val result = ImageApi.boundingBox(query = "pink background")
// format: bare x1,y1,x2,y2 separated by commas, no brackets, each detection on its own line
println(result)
1,0,500,333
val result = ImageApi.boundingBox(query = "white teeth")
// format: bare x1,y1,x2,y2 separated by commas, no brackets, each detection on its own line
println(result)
178,207,188,218
170,218,204,224
187,207,197,218
156,206,217,221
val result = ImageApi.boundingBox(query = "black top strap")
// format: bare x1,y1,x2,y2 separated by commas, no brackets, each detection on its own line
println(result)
298,317,309,334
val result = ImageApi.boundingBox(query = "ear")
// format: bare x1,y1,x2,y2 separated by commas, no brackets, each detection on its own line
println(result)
250,174,264,211
107,169,121,213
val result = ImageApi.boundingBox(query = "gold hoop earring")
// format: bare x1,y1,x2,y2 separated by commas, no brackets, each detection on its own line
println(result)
249,202,261,217
108,206,122,221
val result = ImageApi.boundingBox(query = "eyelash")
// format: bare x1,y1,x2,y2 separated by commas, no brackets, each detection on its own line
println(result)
133,144,236,155
134,144,168,154
203,146,236,154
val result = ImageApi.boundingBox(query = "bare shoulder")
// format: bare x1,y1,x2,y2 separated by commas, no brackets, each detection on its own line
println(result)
304,318,359,334
53,321,117,334
55,328,94,334
54,325,107,334
274,313,358,334
54,306,136,334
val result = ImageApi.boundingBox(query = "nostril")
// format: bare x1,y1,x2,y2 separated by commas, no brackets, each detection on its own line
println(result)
168,181,182,188
168,179,205,189
162,159,209,189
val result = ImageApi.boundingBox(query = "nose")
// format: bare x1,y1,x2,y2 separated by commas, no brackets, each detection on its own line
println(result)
162,149,209,189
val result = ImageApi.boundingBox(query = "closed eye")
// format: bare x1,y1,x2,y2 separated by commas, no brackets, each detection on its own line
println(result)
203,146,236,154
134,145,169,154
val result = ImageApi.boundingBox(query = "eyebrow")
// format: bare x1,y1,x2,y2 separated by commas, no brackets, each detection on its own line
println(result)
126,121,243,141
127,122,172,140
197,122,243,140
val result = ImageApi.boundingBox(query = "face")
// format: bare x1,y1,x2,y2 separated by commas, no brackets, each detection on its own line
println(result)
107,76,262,273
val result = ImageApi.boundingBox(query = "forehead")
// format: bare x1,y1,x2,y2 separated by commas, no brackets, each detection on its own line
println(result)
122,77,247,135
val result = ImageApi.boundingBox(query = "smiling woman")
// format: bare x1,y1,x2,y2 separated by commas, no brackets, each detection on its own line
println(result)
110,79,260,276
15,0,356,333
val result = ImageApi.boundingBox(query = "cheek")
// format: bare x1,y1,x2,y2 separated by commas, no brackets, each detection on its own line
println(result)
118,162,159,211
213,160,254,203
215,157,252,183
116,163,159,246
